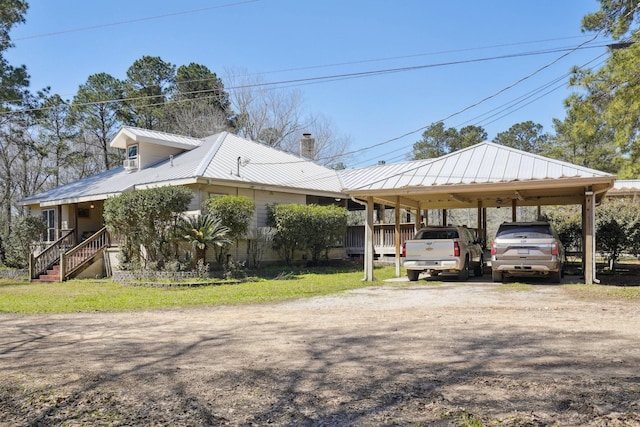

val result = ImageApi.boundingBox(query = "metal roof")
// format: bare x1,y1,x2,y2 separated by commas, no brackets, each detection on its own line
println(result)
340,142,613,191
21,130,345,206
613,179,640,190
607,179,640,198
21,132,619,209
340,142,616,209
110,126,203,150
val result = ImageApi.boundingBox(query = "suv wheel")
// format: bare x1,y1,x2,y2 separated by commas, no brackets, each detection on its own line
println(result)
457,257,469,281
549,270,561,283
474,256,484,277
492,270,503,282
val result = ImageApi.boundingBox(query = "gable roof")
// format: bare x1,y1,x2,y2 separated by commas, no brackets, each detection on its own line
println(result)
340,142,614,191
21,132,617,209
110,126,202,150
21,129,344,206
340,142,616,208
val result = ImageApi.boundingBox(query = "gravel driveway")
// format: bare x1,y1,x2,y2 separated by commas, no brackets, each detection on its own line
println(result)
1,278,639,426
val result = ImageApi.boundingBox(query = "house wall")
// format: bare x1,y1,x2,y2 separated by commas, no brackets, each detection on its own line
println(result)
138,142,183,169
60,204,74,231
76,203,104,239
194,185,344,267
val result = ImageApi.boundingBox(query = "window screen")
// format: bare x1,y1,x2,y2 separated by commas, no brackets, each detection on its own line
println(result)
415,229,459,239
496,224,552,239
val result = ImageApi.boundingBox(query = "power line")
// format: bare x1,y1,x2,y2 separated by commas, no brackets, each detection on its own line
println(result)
1,42,612,116
252,34,606,167
14,0,261,41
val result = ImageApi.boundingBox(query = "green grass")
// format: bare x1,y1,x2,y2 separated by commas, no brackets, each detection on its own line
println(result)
498,282,533,291
563,283,640,300
0,266,399,314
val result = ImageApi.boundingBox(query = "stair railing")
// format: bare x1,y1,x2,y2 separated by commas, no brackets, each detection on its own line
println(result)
61,227,110,280
29,229,75,281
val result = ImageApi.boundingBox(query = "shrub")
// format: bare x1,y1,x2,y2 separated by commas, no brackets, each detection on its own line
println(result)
202,195,255,265
175,213,230,268
596,199,640,271
103,186,193,269
542,206,582,251
268,204,347,265
3,215,47,268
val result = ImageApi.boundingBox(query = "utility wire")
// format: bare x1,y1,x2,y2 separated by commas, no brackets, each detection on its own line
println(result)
251,34,606,167
0,42,612,116
14,0,261,41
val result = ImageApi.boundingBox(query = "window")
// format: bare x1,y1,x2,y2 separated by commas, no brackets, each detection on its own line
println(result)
127,144,138,161
415,229,459,240
124,144,139,169
43,209,56,242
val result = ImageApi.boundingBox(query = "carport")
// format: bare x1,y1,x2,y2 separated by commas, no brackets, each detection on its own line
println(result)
340,142,616,284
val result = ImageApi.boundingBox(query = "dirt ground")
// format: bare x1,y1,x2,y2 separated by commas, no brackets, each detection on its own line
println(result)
1,275,640,426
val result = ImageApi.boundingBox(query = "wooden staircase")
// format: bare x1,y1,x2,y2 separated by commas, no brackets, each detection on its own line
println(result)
34,264,62,282
30,228,110,282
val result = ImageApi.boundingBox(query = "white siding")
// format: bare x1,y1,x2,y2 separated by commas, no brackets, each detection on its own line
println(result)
254,190,305,227
138,141,184,169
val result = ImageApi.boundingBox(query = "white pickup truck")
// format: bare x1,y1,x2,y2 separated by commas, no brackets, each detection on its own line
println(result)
402,226,484,281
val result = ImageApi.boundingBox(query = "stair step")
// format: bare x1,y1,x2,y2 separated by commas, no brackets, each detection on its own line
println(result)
36,275,60,282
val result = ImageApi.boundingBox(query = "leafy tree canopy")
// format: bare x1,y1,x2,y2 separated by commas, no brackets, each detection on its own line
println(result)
582,0,639,38
492,121,550,155
411,122,487,160
0,0,29,108
559,0,640,177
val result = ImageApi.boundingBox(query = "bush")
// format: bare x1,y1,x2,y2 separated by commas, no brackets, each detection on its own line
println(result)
104,186,193,269
202,195,255,265
3,216,47,268
268,204,347,265
596,199,640,271
542,206,582,251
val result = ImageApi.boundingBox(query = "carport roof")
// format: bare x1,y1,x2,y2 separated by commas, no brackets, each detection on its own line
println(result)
340,142,616,209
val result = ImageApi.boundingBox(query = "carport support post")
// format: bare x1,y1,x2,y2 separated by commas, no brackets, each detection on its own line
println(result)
395,197,401,277
511,199,517,221
584,191,595,285
364,196,375,281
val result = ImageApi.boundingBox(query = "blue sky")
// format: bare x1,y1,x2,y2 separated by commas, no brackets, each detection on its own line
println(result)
7,0,607,167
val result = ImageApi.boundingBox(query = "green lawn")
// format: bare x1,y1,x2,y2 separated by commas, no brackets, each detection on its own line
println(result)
2,266,639,314
0,266,399,314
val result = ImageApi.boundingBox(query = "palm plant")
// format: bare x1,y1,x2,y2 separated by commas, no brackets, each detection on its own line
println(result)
176,213,231,267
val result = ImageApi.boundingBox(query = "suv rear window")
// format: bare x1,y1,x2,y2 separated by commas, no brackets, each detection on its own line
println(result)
415,229,459,239
496,224,553,239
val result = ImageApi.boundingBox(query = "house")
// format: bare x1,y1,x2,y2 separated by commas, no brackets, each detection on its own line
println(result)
21,127,618,284
20,126,348,281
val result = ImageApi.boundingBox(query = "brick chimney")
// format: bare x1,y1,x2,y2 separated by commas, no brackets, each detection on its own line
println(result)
300,133,315,159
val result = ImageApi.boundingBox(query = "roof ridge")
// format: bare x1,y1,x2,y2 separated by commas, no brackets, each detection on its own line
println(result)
121,125,205,143
194,132,228,176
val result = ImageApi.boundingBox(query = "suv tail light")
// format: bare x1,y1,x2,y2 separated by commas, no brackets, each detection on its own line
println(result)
551,242,559,256
402,242,406,257
453,241,460,257
491,242,497,255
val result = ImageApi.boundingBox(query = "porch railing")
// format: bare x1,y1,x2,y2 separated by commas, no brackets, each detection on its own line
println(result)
61,227,110,280
29,229,75,280
345,223,417,256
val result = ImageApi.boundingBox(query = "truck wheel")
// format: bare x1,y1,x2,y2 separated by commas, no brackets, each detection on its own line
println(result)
407,270,420,281
474,256,484,277
549,270,561,283
492,270,503,282
457,258,469,281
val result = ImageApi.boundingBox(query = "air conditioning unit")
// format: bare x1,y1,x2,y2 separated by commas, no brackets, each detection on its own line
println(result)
123,159,138,171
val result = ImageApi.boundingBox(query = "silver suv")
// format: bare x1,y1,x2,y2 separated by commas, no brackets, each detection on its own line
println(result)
491,221,564,283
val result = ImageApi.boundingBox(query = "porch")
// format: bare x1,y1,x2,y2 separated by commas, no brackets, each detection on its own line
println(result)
345,223,417,257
